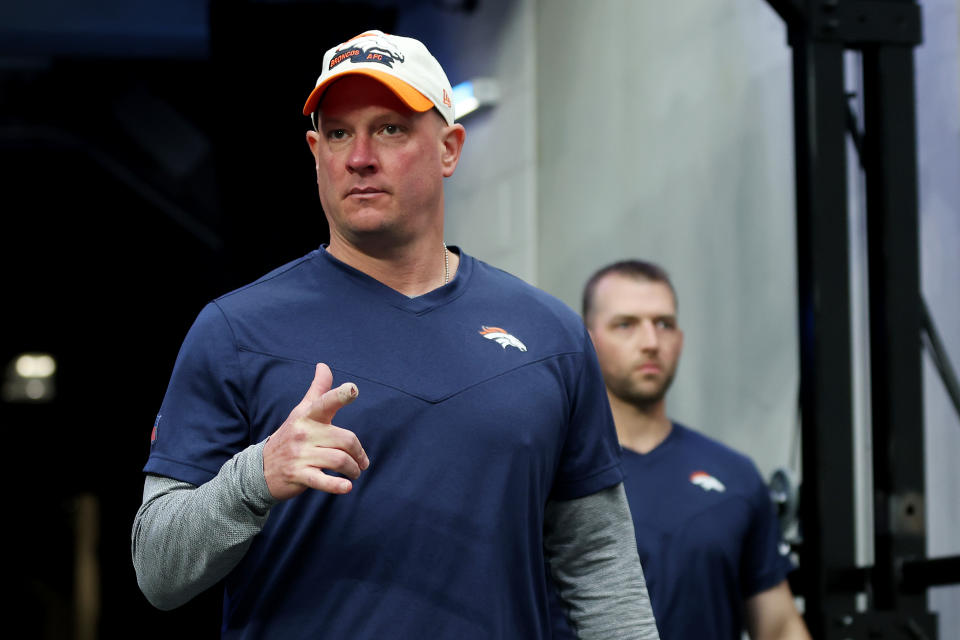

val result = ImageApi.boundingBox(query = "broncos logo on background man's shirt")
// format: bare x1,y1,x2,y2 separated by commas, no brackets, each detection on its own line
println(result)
689,470,726,492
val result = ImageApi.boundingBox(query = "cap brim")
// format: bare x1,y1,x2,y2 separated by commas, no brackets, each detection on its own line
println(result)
302,68,435,116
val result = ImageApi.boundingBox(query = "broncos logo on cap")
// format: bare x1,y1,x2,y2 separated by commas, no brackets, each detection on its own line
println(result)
479,326,527,352
329,45,405,70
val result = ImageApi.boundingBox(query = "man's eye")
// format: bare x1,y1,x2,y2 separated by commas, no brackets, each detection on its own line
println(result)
327,129,347,140
655,319,675,330
382,124,400,135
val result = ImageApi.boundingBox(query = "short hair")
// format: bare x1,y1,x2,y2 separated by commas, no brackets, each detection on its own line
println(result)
581,259,678,323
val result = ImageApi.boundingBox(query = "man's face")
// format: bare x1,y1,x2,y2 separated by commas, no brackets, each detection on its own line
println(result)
587,274,684,408
306,75,462,248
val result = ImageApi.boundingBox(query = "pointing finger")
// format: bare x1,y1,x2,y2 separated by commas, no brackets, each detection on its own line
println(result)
336,382,359,407
309,382,359,425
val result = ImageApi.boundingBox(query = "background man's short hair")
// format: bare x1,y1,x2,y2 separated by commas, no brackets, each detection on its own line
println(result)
582,259,678,321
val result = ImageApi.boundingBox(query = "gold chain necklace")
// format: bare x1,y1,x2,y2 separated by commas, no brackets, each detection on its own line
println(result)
443,242,449,285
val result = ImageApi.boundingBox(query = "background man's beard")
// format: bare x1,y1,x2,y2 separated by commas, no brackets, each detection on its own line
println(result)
610,371,676,410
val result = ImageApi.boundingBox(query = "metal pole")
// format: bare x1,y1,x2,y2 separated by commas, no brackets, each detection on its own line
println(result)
790,29,860,637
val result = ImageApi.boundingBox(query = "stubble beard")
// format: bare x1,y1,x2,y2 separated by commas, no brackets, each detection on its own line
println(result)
609,369,677,412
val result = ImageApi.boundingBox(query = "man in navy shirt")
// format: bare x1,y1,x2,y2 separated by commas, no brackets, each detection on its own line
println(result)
582,259,809,640
132,30,659,639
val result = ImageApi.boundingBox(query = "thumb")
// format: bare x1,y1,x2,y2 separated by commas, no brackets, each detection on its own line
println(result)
309,380,359,424
299,363,334,409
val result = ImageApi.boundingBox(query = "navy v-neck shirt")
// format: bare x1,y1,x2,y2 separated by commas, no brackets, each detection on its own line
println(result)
145,247,623,639
621,423,793,639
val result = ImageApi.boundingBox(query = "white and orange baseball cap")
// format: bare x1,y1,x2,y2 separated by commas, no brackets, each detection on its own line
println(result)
303,30,455,127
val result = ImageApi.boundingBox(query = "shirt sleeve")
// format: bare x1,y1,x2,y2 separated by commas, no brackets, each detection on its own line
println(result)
144,302,251,486
132,442,278,610
740,464,795,597
544,484,660,639
550,327,624,500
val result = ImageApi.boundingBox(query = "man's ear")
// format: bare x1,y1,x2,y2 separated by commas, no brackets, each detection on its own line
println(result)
306,129,321,157
306,130,322,181
439,123,466,178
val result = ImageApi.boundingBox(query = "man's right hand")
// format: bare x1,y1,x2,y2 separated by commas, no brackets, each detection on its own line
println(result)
263,363,368,500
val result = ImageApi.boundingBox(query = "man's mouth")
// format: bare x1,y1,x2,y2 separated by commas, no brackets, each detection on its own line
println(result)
347,186,384,197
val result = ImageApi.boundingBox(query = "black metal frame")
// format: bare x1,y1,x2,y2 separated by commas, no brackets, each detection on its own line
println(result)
765,0,947,637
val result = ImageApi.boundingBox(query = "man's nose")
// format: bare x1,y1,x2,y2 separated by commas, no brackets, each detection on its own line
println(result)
347,134,377,174
636,320,659,351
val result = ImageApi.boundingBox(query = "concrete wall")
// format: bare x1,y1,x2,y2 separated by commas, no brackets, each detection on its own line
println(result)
535,0,798,479
915,0,960,632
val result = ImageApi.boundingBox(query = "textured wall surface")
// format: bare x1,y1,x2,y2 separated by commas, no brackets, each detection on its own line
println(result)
915,0,960,633
535,1,798,480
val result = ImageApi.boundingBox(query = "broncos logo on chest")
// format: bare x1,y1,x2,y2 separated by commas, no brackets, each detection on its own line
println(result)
690,471,726,492
479,326,528,352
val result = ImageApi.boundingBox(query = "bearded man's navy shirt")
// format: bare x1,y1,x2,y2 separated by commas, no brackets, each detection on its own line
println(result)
620,423,793,639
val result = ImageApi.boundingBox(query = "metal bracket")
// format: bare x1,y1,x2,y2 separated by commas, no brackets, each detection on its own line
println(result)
832,611,937,639
810,0,922,46
890,491,926,537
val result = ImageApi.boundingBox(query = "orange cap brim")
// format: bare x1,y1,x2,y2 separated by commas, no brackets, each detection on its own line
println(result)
302,68,434,116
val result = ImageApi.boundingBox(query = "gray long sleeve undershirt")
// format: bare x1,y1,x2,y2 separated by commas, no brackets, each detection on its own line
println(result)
544,484,659,639
132,446,659,639
132,442,277,610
